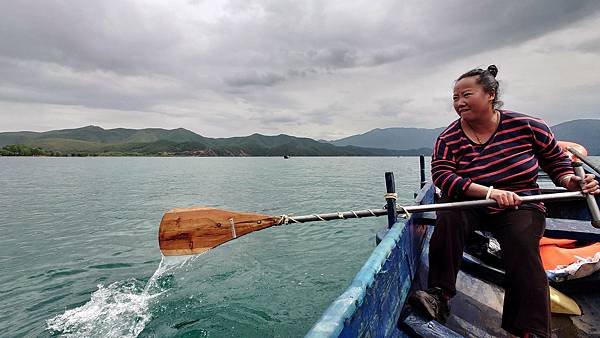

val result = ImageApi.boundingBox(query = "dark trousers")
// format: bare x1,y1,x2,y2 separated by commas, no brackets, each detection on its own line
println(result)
428,206,550,338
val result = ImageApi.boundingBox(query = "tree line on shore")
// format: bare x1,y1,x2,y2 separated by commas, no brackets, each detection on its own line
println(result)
1,144,61,156
0,144,140,157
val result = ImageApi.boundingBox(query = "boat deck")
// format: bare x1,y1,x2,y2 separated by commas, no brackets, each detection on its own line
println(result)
400,225,600,338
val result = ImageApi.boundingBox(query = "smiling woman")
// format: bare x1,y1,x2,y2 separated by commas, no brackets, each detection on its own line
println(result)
409,65,600,338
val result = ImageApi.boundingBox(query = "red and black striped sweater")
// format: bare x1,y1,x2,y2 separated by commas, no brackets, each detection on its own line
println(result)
431,110,573,212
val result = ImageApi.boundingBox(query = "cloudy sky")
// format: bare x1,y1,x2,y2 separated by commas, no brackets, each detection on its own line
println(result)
1,1,600,140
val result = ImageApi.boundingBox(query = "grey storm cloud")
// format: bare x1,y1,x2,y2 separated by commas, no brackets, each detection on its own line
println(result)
575,37,600,54
223,71,286,87
373,98,413,118
305,45,413,68
1,0,600,138
255,112,302,125
0,2,182,75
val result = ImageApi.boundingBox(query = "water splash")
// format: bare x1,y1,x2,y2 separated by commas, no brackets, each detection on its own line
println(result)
46,256,192,337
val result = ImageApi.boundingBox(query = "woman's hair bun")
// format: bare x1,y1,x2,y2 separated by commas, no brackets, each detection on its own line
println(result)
487,65,498,77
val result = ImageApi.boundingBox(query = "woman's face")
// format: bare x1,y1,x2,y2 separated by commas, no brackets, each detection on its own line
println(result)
453,76,495,121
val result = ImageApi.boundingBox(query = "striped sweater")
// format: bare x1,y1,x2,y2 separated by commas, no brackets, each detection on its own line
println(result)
431,110,573,211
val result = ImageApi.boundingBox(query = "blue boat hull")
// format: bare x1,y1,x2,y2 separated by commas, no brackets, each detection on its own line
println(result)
305,183,435,337
306,182,600,337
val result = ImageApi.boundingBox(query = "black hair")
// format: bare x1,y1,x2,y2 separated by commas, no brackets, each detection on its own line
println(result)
457,65,503,109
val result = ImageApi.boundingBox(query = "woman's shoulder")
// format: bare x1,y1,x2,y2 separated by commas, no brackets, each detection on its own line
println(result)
501,110,533,119
438,119,461,140
501,110,547,127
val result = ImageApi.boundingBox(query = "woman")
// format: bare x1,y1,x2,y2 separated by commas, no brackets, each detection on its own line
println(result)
409,65,600,338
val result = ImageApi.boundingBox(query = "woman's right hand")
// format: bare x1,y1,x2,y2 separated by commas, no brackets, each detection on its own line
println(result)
489,188,523,208
563,174,600,195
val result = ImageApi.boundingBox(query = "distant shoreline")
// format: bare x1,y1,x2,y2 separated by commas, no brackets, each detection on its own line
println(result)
3,120,599,157
0,154,433,158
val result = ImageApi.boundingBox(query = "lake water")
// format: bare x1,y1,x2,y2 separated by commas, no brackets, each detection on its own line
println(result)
0,157,427,337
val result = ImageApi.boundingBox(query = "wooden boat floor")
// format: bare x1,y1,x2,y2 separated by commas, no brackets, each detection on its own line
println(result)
562,291,600,336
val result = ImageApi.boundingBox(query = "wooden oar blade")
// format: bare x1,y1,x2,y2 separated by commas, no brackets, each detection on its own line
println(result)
159,207,280,256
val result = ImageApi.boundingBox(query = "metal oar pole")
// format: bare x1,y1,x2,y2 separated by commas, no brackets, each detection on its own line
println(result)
285,191,586,224
567,146,600,175
573,162,600,228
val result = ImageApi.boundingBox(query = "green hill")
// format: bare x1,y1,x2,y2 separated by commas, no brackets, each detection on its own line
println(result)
0,125,208,145
0,126,419,156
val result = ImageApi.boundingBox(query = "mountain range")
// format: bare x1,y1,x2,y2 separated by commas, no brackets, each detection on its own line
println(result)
331,119,600,155
1,119,598,156
0,125,417,156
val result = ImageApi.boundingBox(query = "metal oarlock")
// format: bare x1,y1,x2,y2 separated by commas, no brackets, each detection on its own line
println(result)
573,162,600,228
385,172,398,229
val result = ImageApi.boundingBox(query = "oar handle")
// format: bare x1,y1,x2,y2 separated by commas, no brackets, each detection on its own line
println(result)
567,146,600,175
573,162,600,228
401,191,585,214
287,191,586,224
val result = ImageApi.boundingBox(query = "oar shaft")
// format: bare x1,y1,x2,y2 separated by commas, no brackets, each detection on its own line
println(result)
287,191,585,224
402,191,584,214
567,146,600,175
573,163,600,228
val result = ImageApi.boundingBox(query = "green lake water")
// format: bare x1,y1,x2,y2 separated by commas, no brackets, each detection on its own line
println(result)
0,157,427,337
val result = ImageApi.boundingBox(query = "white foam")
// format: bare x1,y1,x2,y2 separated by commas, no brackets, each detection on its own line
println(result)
46,255,192,337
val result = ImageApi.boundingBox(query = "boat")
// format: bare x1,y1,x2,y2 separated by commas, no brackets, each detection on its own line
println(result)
284,155,290,159
306,156,600,337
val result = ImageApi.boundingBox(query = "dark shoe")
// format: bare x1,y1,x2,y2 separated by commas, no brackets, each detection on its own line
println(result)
408,287,450,323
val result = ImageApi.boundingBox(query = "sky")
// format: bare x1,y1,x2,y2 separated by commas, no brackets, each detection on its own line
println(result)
1,1,600,140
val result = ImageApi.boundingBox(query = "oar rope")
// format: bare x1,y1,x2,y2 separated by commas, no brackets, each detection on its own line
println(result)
276,208,381,225
384,192,412,219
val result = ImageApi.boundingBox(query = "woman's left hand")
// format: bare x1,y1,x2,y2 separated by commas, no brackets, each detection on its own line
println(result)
565,174,600,195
